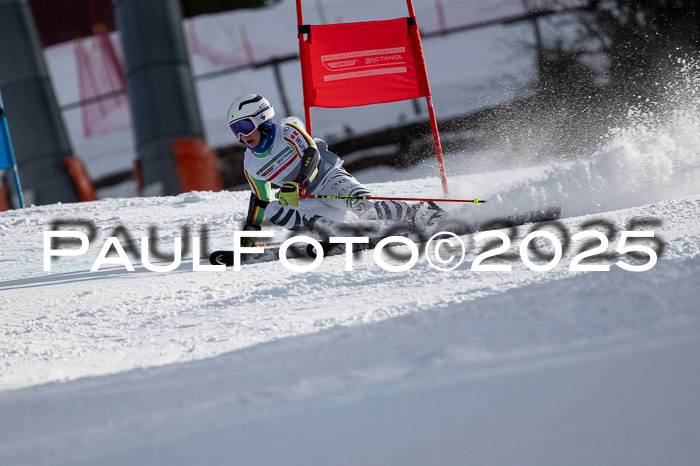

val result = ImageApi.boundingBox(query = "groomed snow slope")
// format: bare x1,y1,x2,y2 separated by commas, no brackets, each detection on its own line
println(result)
2,58,700,466
1,173,699,465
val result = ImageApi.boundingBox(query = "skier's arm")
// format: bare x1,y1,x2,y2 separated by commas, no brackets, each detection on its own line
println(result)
295,146,321,189
276,122,321,207
283,122,321,190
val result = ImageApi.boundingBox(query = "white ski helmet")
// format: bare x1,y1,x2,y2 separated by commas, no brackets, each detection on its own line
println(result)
227,94,275,141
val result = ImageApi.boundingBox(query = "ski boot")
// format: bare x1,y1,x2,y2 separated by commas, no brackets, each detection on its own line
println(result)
303,214,338,237
408,201,449,231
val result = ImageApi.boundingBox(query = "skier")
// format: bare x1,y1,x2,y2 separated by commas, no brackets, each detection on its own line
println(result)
227,93,445,245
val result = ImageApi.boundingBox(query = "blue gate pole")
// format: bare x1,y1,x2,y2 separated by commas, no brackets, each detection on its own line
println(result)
0,91,25,208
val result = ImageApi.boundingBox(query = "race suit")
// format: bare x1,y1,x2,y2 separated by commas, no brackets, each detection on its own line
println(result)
243,117,410,230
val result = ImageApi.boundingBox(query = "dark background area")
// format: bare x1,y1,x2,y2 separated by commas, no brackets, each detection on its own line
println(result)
24,0,700,190
29,0,279,47
216,1,700,188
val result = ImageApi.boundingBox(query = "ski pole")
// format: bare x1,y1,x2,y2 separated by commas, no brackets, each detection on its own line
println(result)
299,194,486,204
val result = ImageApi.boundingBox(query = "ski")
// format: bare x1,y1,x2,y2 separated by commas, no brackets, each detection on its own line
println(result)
210,242,315,267
209,205,562,267
209,236,394,267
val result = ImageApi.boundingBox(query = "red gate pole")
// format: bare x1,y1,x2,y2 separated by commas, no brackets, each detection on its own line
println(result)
295,0,313,135
426,95,448,194
406,0,449,194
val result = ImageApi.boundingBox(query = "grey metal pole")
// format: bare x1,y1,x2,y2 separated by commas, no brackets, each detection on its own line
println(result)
521,0,545,87
270,59,292,117
114,0,220,196
0,0,81,205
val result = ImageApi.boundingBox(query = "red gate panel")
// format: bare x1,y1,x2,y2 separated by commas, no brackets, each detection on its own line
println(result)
300,18,430,108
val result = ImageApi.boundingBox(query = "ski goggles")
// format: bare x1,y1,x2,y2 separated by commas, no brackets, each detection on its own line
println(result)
229,117,258,140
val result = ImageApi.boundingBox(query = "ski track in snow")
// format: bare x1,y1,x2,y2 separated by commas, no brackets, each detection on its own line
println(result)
1,205,700,464
2,63,700,462
0,179,698,391
2,192,700,464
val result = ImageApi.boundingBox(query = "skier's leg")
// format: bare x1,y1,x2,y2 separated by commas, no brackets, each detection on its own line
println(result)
314,168,413,222
263,198,347,230
265,195,447,232
263,202,315,230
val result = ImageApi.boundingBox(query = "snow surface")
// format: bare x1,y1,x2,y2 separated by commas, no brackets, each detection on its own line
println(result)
2,101,700,462
2,5,700,465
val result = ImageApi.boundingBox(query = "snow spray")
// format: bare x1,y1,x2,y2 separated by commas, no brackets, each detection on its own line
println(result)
457,56,700,225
